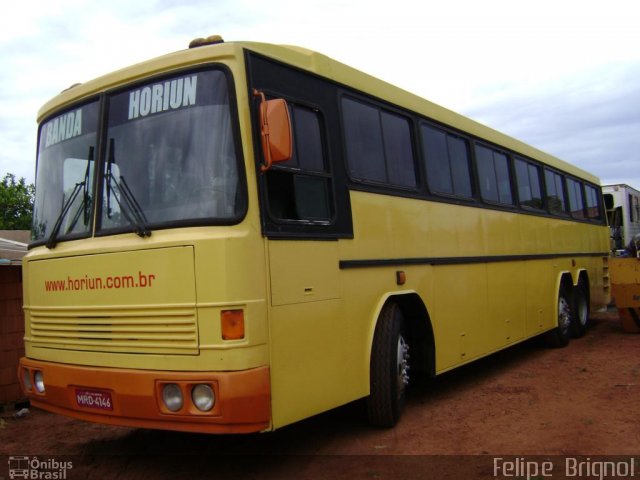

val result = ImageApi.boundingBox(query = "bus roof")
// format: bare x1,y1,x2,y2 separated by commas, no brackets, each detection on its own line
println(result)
38,39,601,185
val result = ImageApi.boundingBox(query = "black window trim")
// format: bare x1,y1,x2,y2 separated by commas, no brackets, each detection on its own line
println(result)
543,167,572,217
259,94,339,227
95,63,249,239
337,84,606,225
29,95,106,249
512,155,546,213
419,120,478,202
339,92,421,194
247,49,607,230
32,62,253,248
472,140,518,209
584,182,604,221
566,175,587,220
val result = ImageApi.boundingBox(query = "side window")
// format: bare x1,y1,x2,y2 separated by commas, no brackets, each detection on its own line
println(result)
475,144,513,205
584,184,602,220
544,169,567,215
342,98,385,182
421,124,473,198
342,97,416,188
283,106,324,172
265,104,333,222
567,178,585,218
381,111,416,187
514,157,543,210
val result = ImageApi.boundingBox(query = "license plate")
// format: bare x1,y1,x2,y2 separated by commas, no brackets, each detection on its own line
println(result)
75,388,113,411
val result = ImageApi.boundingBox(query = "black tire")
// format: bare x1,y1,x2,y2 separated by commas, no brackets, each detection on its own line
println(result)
570,281,590,338
546,284,573,348
367,302,410,428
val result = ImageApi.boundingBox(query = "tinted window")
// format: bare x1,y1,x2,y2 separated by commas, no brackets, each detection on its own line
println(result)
421,124,472,197
475,145,513,204
342,99,385,182
381,112,416,188
266,104,333,222
33,101,100,242
286,105,324,172
449,136,473,198
544,169,567,214
342,97,416,188
514,158,543,209
585,185,601,219
101,70,243,232
422,126,451,193
567,178,585,218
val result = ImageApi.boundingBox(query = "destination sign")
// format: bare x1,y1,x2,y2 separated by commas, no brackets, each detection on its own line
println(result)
128,75,198,120
44,108,83,148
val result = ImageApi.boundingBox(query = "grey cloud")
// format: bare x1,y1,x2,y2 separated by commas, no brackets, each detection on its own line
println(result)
464,62,640,187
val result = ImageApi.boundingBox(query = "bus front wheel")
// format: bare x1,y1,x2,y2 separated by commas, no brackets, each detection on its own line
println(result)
367,302,409,428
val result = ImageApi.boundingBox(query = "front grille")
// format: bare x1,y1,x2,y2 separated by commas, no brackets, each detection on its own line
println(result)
28,305,198,355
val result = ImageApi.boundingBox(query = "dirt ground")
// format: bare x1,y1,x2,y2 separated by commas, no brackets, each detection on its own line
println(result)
1,309,638,479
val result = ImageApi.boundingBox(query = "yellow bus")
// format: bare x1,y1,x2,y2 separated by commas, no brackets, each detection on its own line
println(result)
19,36,610,433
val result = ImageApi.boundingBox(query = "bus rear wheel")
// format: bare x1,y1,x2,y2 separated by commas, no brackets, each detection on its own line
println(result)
570,281,590,338
367,301,410,428
546,285,573,348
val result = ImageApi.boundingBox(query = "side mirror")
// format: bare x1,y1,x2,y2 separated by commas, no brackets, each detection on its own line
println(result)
254,89,292,172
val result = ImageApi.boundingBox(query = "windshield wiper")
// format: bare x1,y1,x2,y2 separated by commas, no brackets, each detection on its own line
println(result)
105,138,151,238
46,147,94,250
46,181,85,249
65,147,94,234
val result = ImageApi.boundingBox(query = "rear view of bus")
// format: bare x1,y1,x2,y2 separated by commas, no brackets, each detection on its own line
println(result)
19,40,272,433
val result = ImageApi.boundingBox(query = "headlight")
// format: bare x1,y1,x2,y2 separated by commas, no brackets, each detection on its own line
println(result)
22,368,32,392
162,383,183,412
34,371,45,393
191,384,215,412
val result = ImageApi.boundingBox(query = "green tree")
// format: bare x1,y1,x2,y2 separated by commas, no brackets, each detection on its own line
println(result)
0,173,35,230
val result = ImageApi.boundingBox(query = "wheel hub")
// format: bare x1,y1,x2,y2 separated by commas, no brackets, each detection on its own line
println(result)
558,296,571,333
397,336,410,388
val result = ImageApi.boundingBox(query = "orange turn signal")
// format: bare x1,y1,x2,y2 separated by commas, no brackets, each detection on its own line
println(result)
221,310,245,340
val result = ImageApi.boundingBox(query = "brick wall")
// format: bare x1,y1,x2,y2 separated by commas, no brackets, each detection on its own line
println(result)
0,265,25,405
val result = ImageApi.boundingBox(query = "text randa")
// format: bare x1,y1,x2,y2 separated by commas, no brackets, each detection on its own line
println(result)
45,109,82,148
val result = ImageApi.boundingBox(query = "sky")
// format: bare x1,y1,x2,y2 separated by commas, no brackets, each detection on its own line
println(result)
1,0,639,189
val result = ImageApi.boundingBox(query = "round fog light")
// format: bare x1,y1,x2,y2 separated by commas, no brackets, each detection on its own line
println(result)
22,368,32,392
34,371,45,393
162,383,183,412
191,384,215,412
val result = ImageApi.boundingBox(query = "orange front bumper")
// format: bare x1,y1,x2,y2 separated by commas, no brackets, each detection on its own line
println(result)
18,358,271,434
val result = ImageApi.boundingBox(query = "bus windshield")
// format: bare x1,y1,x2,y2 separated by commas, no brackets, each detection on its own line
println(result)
100,69,243,232
32,101,100,243
32,68,243,245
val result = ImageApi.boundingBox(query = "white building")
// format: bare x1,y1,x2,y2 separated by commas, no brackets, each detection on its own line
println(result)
602,184,640,250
